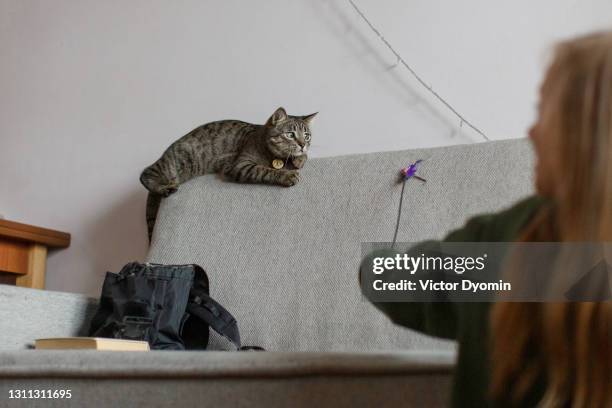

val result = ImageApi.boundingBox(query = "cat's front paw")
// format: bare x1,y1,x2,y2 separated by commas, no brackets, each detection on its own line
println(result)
291,155,307,169
278,170,300,187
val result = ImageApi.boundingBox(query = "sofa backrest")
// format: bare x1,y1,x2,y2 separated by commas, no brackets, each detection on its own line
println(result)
147,139,535,351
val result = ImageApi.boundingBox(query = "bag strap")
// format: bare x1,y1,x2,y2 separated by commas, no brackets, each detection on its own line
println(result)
187,292,241,349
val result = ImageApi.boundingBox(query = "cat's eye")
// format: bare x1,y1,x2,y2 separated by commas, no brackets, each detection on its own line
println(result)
304,134,311,142
285,132,296,139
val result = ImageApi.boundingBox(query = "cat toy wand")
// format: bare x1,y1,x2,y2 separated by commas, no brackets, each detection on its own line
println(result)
392,159,427,247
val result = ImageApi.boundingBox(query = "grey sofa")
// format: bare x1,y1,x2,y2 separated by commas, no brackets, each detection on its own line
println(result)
0,139,534,407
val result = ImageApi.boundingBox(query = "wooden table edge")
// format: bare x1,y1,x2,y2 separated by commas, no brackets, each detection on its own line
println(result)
0,219,71,248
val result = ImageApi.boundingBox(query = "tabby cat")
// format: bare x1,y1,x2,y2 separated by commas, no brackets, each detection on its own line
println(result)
140,107,317,240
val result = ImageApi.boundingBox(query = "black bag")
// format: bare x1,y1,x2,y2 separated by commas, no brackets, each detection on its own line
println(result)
88,262,241,350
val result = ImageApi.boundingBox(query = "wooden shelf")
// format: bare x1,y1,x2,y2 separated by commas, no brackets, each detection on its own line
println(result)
0,219,70,248
0,219,71,289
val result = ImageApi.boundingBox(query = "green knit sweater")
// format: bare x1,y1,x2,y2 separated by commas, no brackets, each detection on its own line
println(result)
363,195,546,407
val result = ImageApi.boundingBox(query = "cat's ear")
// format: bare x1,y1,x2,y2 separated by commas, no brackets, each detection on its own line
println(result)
267,107,288,126
301,112,318,124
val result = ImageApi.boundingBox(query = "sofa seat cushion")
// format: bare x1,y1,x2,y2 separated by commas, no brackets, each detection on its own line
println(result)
0,350,455,407
0,350,454,378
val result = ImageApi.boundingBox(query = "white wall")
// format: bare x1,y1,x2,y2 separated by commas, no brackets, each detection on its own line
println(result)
1,0,610,296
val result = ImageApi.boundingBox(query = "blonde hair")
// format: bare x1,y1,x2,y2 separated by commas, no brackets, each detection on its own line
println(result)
490,32,612,407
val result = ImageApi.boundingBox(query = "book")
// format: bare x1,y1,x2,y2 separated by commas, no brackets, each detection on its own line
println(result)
35,337,150,351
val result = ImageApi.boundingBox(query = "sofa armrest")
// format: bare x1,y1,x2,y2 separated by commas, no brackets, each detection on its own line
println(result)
0,285,97,350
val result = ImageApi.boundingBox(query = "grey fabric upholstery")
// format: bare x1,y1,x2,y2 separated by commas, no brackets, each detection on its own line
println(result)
0,377,452,408
0,139,534,407
0,350,454,377
0,351,453,407
148,138,534,351
0,285,97,351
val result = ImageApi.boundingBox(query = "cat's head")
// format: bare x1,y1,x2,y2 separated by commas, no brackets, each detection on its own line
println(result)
264,107,317,158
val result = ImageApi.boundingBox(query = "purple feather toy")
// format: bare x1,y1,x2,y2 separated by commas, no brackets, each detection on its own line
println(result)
400,160,426,182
